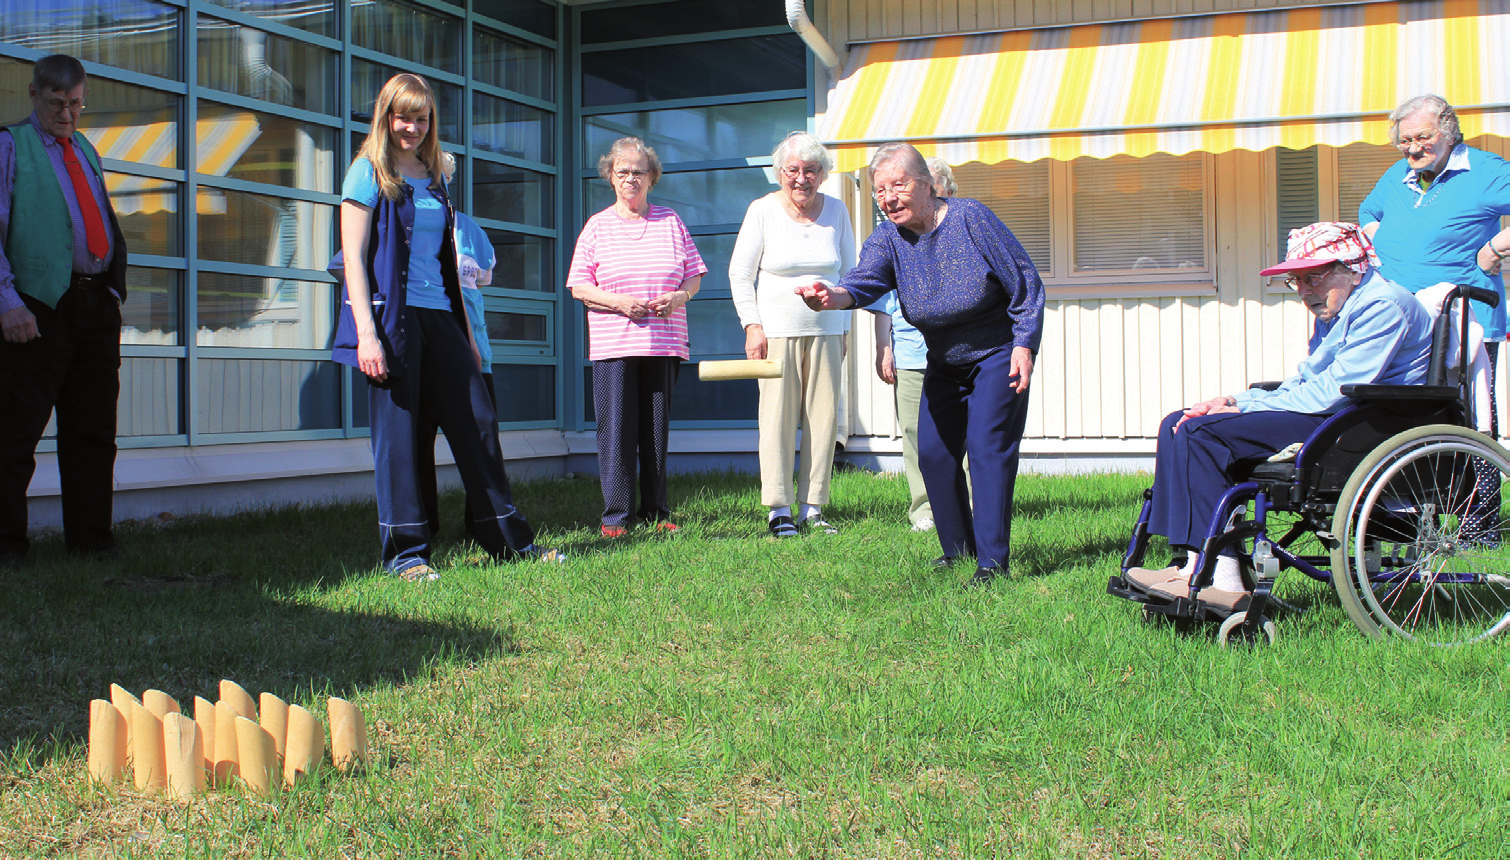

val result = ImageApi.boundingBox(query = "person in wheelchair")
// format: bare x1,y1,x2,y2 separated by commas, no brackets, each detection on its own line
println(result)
1126,222,1434,604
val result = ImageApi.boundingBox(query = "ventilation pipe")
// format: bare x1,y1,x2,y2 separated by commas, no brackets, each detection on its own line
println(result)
786,0,846,75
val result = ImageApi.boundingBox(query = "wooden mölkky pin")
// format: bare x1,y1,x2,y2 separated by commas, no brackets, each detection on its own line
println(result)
696,358,784,381
86,699,128,783
193,696,216,777
283,704,324,788
234,716,277,796
162,712,204,802
259,692,289,762
129,701,167,792
327,697,367,773
109,684,141,766
142,689,180,719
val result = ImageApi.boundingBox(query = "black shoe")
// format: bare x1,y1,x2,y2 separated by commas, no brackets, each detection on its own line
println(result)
767,516,798,538
966,566,1002,587
931,555,963,569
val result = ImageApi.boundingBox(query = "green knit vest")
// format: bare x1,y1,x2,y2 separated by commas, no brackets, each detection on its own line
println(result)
5,124,106,308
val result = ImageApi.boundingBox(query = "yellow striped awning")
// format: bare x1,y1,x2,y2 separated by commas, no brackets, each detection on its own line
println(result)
83,112,263,215
818,0,1510,172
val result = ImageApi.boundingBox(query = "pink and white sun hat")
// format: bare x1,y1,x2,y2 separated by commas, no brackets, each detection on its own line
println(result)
1259,221,1380,277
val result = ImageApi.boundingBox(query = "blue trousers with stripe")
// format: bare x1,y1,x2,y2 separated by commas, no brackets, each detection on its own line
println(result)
368,306,535,573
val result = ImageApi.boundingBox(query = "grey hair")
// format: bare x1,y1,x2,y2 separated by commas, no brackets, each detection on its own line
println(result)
1389,94,1463,148
925,156,957,197
869,143,933,195
32,54,86,94
597,136,662,186
772,131,833,176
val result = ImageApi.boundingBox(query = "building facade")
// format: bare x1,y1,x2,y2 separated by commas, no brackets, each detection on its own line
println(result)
3,0,1506,525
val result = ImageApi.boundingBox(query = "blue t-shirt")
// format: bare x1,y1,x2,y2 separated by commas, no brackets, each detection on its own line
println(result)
877,293,927,371
339,157,451,311
1358,144,1510,340
454,211,496,369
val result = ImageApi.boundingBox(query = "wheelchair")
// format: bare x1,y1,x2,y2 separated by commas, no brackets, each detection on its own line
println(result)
1108,285,1510,646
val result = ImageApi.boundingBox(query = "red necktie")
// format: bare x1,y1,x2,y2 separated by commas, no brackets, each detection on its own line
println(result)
56,136,110,261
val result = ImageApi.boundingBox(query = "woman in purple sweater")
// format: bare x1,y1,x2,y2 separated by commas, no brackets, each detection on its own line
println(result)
798,143,1045,586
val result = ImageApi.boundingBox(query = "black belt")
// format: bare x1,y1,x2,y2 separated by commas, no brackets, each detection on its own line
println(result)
70,272,109,290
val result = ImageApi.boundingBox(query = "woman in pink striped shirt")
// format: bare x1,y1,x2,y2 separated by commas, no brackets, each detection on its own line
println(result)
568,137,707,538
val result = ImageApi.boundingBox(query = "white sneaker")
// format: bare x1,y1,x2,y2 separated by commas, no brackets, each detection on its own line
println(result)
910,517,935,532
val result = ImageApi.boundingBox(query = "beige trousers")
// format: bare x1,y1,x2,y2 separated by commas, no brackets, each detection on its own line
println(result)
759,335,843,508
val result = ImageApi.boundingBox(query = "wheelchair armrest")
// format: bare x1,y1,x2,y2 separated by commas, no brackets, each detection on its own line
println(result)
1340,383,1461,400
1248,381,1283,391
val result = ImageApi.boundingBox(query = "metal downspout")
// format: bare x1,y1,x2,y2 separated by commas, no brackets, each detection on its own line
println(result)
785,0,846,75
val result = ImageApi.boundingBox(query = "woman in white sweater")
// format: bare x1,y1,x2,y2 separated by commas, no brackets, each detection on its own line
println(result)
729,132,855,538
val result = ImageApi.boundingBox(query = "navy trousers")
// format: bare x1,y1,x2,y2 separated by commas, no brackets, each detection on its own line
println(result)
418,372,497,537
917,347,1031,572
368,307,534,573
1148,408,1328,547
592,356,679,527
0,286,120,559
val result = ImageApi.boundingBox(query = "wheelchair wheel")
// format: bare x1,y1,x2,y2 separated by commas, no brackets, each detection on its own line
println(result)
1331,424,1510,645
1217,611,1276,647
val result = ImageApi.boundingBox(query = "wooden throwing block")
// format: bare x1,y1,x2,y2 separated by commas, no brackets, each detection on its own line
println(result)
87,699,128,783
128,702,167,793
283,704,324,788
109,685,141,766
213,699,241,785
234,716,277,796
192,697,216,778
327,697,368,773
218,680,257,721
259,692,289,762
162,713,204,803
696,359,783,381
142,689,180,719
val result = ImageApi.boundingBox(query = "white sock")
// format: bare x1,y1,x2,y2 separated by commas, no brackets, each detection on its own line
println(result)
1176,551,1245,591
769,506,792,522
799,503,822,522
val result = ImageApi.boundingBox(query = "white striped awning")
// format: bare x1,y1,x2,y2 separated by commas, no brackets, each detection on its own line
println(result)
818,0,1510,171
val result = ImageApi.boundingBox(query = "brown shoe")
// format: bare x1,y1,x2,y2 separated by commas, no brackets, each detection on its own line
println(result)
1124,565,1188,592
397,564,440,583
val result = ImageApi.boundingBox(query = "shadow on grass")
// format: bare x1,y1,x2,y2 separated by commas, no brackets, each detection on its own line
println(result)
0,499,515,757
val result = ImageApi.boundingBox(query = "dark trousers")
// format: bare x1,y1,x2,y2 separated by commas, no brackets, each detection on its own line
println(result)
418,372,496,537
1147,408,1328,548
592,356,679,527
917,347,1031,571
368,307,534,573
0,286,121,559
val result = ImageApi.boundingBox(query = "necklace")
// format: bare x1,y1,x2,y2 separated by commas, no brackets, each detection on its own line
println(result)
616,205,650,240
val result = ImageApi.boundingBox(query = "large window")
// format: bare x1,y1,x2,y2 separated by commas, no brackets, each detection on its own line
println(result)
575,6,807,427
0,0,563,446
956,152,1215,293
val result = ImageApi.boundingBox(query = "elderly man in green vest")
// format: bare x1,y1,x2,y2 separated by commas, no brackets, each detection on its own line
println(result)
0,54,129,567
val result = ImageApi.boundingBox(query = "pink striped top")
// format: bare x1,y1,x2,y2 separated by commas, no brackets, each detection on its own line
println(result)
568,204,707,361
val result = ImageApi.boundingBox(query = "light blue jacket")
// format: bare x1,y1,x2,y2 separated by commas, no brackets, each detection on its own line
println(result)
454,212,496,370
1234,268,1431,415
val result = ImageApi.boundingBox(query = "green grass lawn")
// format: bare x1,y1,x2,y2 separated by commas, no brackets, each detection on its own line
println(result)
1,469,1506,858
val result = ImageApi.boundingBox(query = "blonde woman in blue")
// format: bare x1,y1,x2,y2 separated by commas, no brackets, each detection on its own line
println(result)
332,73,559,581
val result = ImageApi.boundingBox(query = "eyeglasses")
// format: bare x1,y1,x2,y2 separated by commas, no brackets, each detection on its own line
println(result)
1396,129,1440,150
614,169,648,181
40,97,84,115
1284,269,1335,291
781,165,821,179
872,178,918,201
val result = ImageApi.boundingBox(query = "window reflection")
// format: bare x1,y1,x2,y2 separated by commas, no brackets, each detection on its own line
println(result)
197,358,341,433
484,310,546,343
473,92,551,164
351,59,461,144
474,0,555,40
121,268,180,346
585,100,805,167
197,188,334,271
473,28,552,101
491,364,554,422
587,167,772,228
198,17,336,114
119,358,182,436
351,0,461,75
582,35,803,106
483,228,551,293
0,0,178,80
106,173,181,257
474,161,551,228
202,0,336,38
197,272,335,349
198,102,336,193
